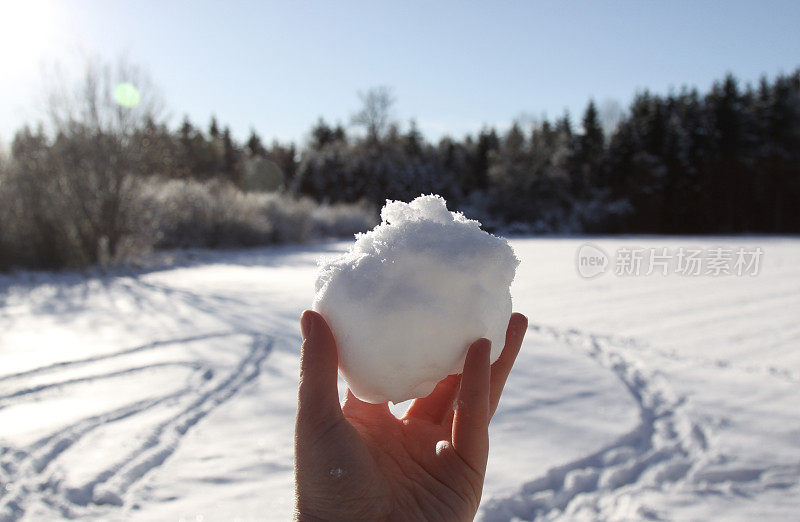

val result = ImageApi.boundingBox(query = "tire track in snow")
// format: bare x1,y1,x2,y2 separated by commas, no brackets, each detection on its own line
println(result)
0,333,272,521
479,324,710,521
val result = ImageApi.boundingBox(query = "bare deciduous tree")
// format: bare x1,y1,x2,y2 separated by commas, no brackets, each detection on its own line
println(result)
350,86,395,141
598,98,625,138
10,56,168,267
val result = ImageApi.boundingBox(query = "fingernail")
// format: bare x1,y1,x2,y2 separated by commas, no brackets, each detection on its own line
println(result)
301,310,313,340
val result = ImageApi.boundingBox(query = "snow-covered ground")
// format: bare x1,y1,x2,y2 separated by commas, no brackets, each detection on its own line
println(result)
0,237,798,521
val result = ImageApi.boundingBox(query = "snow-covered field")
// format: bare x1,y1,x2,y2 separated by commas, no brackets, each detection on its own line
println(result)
0,237,798,521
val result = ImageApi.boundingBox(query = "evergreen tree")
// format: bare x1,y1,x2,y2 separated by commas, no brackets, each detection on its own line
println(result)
247,129,265,157
332,124,347,143
310,118,335,150
471,128,498,192
209,116,220,139
403,120,423,156
222,126,239,183
577,100,605,196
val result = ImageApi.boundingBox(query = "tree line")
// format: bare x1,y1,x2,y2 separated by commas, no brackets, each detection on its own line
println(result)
0,60,372,270
294,71,800,234
2,67,799,269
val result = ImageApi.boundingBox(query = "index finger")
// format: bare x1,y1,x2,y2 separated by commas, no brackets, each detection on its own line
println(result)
489,313,528,418
451,338,491,473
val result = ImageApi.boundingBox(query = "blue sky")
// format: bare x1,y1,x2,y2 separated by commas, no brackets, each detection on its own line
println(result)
1,0,799,146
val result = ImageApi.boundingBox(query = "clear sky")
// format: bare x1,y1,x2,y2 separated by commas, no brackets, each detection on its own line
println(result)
1,0,799,147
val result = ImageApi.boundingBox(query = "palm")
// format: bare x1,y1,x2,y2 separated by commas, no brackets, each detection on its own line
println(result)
317,400,483,520
295,311,528,521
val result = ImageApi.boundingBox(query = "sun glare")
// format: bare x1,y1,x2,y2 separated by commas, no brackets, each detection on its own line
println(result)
0,0,58,76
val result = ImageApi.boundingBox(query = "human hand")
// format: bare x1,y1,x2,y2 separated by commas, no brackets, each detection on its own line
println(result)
294,310,528,521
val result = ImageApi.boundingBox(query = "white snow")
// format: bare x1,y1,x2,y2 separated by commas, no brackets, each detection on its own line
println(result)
313,195,518,403
0,237,798,521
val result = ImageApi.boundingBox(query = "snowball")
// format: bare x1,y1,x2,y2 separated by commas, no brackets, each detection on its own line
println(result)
312,194,519,404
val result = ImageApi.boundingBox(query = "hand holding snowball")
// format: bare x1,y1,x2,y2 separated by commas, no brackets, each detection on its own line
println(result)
294,309,528,521
313,195,520,404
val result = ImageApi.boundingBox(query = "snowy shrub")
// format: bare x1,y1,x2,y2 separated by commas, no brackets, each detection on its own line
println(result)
137,177,376,250
140,178,274,248
261,194,315,243
0,172,376,271
310,200,377,238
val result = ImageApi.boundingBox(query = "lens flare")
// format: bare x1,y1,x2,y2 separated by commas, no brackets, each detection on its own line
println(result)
113,83,141,108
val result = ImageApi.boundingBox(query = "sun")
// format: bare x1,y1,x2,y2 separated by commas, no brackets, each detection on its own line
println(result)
0,0,59,78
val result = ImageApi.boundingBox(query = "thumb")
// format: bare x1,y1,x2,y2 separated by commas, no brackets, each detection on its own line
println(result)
296,310,343,433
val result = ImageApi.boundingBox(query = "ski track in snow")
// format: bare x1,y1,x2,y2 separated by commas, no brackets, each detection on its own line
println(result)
0,332,272,521
479,323,799,521
0,332,237,387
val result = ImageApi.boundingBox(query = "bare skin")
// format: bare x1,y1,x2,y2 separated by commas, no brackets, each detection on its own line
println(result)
294,310,528,521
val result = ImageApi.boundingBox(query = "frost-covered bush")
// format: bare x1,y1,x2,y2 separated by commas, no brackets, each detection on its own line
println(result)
140,178,274,248
0,172,376,271
262,194,314,243
138,177,376,250
310,201,377,238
